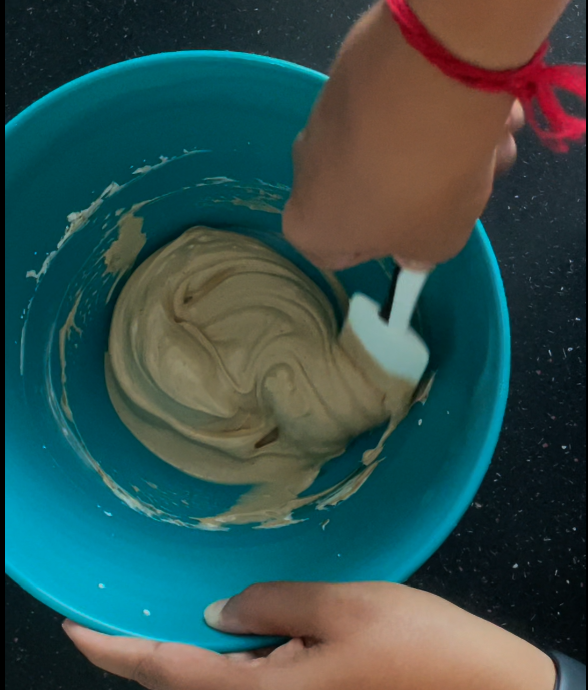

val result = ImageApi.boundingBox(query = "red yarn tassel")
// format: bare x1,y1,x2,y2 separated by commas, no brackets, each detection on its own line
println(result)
386,0,586,153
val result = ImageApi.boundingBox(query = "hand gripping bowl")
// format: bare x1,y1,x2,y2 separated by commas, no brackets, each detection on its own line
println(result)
5,52,510,651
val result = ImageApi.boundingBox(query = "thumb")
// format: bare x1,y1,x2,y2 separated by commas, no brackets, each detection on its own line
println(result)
63,620,255,690
205,582,336,640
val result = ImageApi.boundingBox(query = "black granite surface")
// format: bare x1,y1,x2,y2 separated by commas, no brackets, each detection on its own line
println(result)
5,1,586,688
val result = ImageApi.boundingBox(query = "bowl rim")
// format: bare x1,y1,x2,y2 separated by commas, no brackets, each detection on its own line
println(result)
5,49,328,134
5,50,511,639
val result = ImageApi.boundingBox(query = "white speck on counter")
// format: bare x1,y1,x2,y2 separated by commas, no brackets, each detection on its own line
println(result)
98,583,106,590
418,419,423,426
143,609,151,617
321,520,330,531
104,511,113,517
513,564,519,569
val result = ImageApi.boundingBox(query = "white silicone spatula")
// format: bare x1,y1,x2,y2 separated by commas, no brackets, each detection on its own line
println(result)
343,266,430,387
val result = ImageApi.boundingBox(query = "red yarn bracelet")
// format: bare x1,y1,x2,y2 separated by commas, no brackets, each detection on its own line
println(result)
385,0,586,153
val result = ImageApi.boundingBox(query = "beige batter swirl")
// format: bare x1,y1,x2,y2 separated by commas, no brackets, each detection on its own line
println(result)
106,227,415,528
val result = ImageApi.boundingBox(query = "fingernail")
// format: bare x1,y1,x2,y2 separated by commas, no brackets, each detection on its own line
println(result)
62,619,77,638
204,599,230,630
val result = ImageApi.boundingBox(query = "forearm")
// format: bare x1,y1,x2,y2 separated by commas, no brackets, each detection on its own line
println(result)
423,611,558,690
284,0,581,268
408,0,571,68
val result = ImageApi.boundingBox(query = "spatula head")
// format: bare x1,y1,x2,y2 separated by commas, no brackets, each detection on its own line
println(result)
344,293,430,386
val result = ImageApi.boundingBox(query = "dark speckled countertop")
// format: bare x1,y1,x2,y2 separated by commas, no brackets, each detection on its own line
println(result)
5,1,586,688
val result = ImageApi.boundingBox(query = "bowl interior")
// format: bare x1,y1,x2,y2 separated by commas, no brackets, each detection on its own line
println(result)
5,52,510,651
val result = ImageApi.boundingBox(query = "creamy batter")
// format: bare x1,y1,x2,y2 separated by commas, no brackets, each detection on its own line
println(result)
106,227,416,527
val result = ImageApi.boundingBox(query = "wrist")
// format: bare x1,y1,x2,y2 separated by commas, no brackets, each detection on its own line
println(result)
488,638,558,690
423,628,557,690
436,618,558,690
404,0,570,70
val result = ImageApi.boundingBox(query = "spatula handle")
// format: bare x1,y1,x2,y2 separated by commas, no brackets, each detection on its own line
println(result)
387,268,429,331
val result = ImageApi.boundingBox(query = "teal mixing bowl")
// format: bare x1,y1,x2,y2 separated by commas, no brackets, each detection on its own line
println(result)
5,52,510,652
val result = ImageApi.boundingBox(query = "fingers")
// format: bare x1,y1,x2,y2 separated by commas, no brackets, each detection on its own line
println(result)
507,100,526,134
494,133,518,176
282,201,373,271
223,645,278,663
224,639,305,665
394,258,434,271
495,100,526,176
63,621,256,690
205,582,337,639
